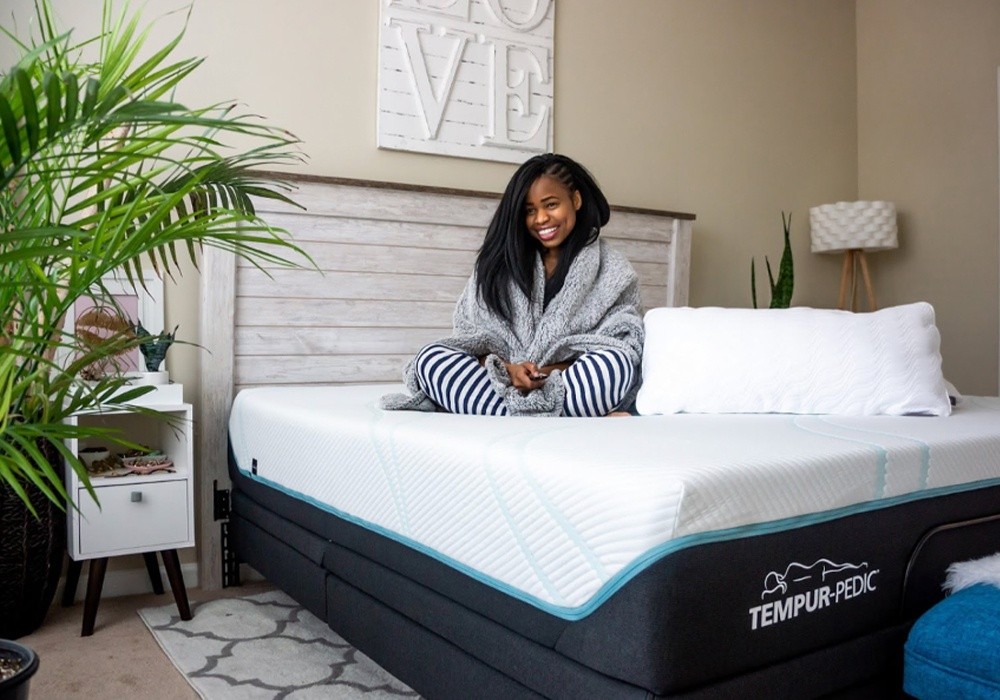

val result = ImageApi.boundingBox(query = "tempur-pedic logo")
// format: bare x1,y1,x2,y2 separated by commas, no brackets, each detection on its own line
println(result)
748,559,879,630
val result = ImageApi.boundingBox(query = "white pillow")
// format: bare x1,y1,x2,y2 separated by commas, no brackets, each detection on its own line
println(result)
635,302,951,416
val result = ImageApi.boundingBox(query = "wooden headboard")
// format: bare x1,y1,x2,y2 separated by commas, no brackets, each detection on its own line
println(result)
197,175,695,587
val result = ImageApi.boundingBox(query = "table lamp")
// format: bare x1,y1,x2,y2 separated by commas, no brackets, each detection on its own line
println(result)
809,200,898,311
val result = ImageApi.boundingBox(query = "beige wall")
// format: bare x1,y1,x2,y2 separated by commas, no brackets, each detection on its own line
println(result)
6,2,996,392
1,0,865,396
167,0,861,402
857,0,1000,395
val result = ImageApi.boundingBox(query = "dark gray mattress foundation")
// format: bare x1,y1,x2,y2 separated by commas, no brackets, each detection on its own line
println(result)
228,442,1000,698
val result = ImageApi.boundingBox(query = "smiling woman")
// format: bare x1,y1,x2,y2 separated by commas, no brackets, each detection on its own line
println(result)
380,153,645,418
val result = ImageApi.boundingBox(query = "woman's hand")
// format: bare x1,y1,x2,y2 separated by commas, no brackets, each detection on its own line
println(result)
539,361,571,376
506,361,548,392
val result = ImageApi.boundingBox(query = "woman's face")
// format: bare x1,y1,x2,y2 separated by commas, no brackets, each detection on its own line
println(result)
524,175,582,254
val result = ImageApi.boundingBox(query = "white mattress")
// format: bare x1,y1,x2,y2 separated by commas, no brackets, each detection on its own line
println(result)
228,385,1000,619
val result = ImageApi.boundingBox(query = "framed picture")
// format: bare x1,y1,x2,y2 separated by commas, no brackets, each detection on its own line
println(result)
72,271,165,376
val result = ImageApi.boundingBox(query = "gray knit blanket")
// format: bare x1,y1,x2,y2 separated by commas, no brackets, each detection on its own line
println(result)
379,239,644,416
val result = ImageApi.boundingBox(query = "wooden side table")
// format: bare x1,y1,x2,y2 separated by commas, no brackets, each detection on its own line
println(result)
63,387,195,636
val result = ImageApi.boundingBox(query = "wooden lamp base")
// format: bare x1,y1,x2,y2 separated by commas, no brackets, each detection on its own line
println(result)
838,249,878,312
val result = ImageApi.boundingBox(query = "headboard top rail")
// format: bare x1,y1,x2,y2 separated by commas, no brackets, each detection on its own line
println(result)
257,171,697,222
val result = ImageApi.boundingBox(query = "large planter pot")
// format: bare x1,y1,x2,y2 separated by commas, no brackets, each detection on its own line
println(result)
0,639,38,700
0,441,65,640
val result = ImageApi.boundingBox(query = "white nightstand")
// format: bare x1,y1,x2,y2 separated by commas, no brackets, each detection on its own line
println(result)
63,383,195,636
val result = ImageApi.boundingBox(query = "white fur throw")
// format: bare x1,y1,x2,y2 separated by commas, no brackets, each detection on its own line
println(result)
943,552,1000,594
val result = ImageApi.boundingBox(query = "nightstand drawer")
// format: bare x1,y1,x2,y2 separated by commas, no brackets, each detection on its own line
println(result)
77,480,190,555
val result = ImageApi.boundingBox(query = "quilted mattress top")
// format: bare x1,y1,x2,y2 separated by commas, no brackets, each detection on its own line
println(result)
228,385,1000,619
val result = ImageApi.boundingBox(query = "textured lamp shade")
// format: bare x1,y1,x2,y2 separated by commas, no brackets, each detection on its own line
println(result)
808,200,898,311
809,200,898,253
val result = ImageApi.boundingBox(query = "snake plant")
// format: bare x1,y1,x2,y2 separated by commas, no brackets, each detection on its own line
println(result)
1,0,309,513
751,211,794,309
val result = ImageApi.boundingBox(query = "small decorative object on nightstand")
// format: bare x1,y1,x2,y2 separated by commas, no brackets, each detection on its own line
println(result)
63,385,194,636
132,322,178,386
809,200,898,311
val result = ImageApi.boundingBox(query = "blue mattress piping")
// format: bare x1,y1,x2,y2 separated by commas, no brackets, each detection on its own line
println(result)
234,464,1000,621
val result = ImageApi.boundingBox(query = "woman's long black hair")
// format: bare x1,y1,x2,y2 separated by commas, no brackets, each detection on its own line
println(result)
474,153,611,322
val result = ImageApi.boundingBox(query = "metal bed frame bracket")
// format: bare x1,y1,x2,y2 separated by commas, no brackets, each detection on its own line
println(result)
213,479,231,520
220,519,241,588
213,479,241,588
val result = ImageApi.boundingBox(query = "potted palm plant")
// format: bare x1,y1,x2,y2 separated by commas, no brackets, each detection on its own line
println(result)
0,0,308,639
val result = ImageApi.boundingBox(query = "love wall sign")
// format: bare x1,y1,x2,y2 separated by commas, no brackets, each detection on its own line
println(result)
378,0,555,164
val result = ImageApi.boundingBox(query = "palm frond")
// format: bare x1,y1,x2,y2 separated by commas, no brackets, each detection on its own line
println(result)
1,0,313,512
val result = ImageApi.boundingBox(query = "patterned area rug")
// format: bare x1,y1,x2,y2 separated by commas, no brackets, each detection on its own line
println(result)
139,589,419,699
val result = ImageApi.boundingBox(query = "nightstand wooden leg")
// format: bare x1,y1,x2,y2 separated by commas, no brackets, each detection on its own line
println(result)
63,558,82,607
143,551,165,594
81,557,108,637
160,549,192,620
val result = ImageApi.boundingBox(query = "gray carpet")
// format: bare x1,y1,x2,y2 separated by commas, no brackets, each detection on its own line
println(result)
139,589,420,699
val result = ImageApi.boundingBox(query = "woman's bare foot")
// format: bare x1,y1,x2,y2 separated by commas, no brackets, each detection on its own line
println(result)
606,411,631,417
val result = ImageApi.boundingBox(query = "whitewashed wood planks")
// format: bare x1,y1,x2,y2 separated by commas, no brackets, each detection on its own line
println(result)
233,178,690,388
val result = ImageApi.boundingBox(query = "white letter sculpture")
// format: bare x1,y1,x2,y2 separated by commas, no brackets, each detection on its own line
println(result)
379,0,555,163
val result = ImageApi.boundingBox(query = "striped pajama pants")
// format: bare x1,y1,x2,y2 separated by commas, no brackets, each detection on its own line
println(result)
412,343,635,417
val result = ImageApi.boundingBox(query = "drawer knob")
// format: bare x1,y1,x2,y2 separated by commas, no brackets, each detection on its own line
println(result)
130,491,143,503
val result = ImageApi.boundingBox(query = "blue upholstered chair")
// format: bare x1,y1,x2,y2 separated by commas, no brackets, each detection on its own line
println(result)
903,583,1000,699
